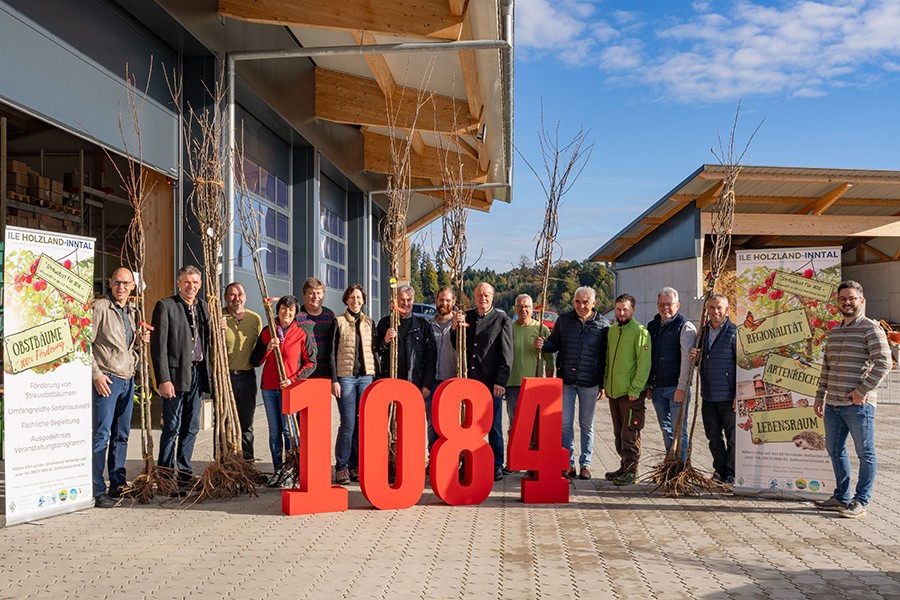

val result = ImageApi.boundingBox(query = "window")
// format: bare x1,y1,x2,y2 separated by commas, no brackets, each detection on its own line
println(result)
371,234,381,302
320,204,346,290
235,157,290,278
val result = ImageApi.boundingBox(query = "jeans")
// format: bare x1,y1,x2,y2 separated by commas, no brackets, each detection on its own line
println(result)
562,384,599,468
92,375,134,496
335,375,373,470
824,402,877,506
505,385,520,435
231,371,258,460
701,400,735,480
158,364,202,481
424,379,444,452
489,391,504,468
651,385,690,461
261,388,295,471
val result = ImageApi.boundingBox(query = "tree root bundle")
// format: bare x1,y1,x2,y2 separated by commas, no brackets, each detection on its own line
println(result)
192,452,260,502
119,460,179,504
648,454,728,498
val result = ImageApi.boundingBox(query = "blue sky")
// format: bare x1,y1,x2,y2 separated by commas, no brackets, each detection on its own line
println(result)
427,0,900,271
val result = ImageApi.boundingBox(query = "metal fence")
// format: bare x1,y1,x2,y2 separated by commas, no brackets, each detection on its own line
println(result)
877,368,900,404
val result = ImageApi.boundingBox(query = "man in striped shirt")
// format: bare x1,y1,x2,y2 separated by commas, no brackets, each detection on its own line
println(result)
814,280,891,519
298,277,336,381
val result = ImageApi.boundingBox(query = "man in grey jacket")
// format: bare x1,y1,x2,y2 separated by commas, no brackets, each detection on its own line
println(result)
91,267,148,508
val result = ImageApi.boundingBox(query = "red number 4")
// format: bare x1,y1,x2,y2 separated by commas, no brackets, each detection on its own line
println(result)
506,377,569,504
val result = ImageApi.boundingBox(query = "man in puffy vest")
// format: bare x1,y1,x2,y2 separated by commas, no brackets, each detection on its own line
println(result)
604,293,651,486
534,286,608,480
647,287,696,462
690,293,737,484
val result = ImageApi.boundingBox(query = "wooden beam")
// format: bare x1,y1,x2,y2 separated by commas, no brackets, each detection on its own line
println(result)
701,213,900,237
697,170,900,186
408,206,444,233
350,30,395,97
458,14,484,130
219,0,463,40
796,183,852,215
315,68,476,133
448,0,466,17
364,131,484,182
695,181,725,209
673,193,900,208
859,242,893,262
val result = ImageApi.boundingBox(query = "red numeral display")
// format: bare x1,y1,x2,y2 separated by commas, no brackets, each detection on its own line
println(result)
358,379,426,510
281,378,348,515
507,377,569,504
429,378,494,506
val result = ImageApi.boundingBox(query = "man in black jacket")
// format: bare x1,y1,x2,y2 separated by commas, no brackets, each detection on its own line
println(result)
376,284,437,397
452,282,514,481
535,286,609,480
150,265,211,491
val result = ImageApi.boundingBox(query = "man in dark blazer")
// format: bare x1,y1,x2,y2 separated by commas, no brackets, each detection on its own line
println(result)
151,265,210,491
452,282,513,481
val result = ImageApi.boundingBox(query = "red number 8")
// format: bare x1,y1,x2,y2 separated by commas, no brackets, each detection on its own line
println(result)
429,378,494,505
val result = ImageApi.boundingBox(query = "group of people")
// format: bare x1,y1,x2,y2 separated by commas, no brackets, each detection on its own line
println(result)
90,267,889,520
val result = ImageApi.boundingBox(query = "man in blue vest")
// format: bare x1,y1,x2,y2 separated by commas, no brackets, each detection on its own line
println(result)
690,293,737,484
647,287,696,462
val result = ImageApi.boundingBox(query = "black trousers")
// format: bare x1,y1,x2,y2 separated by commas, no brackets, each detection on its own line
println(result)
230,371,258,460
701,399,735,479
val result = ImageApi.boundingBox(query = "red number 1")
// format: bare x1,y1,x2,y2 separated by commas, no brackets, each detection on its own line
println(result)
507,377,569,504
281,378,348,515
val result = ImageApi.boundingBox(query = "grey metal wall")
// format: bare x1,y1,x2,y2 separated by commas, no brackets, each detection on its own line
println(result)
615,205,701,270
0,1,178,174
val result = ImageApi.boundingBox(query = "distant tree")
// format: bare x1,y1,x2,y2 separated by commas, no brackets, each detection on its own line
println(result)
408,241,423,300
421,253,439,302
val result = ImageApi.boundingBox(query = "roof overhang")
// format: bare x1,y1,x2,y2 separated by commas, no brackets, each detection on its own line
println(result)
591,165,900,264
219,0,512,230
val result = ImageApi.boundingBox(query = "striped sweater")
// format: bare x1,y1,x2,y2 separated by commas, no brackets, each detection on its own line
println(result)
815,315,891,406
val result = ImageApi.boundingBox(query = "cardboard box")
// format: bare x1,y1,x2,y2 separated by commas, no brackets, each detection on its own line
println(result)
50,180,63,194
28,174,50,190
6,172,29,187
7,159,28,174
51,191,64,205
29,188,51,202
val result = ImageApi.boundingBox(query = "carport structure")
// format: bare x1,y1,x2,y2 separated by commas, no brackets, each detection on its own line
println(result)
590,165,900,324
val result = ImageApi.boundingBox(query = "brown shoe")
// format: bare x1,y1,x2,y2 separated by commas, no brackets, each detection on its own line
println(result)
564,466,577,479
579,466,592,480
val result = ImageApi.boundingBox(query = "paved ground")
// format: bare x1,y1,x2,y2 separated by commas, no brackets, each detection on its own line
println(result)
2,401,900,600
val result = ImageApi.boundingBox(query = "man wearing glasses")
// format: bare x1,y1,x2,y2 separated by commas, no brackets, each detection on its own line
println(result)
91,268,149,508
814,280,891,519
646,287,696,462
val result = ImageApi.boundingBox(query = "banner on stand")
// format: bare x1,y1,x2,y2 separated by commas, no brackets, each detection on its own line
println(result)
733,247,840,498
2,226,95,526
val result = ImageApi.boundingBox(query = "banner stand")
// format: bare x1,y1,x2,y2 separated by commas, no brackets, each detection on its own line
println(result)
732,247,841,500
2,226,95,526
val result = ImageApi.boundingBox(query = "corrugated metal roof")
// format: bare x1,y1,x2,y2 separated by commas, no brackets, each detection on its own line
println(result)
591,164,900,262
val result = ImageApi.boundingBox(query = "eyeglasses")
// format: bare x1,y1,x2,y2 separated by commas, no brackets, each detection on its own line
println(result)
111,281,134,287
838,296,860,304
657,302,676,308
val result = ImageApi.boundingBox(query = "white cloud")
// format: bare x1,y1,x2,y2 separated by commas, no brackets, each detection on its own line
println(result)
516,0,900,103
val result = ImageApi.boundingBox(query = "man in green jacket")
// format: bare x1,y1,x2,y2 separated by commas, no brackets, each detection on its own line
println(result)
604,293,652,486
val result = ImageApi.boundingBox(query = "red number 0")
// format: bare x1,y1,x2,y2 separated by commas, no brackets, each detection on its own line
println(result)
358,379,426,510
507,377,569,504
281,378,348,515
429,378,494,505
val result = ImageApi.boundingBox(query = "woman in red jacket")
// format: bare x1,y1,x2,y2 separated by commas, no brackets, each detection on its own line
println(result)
251,295,316,482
